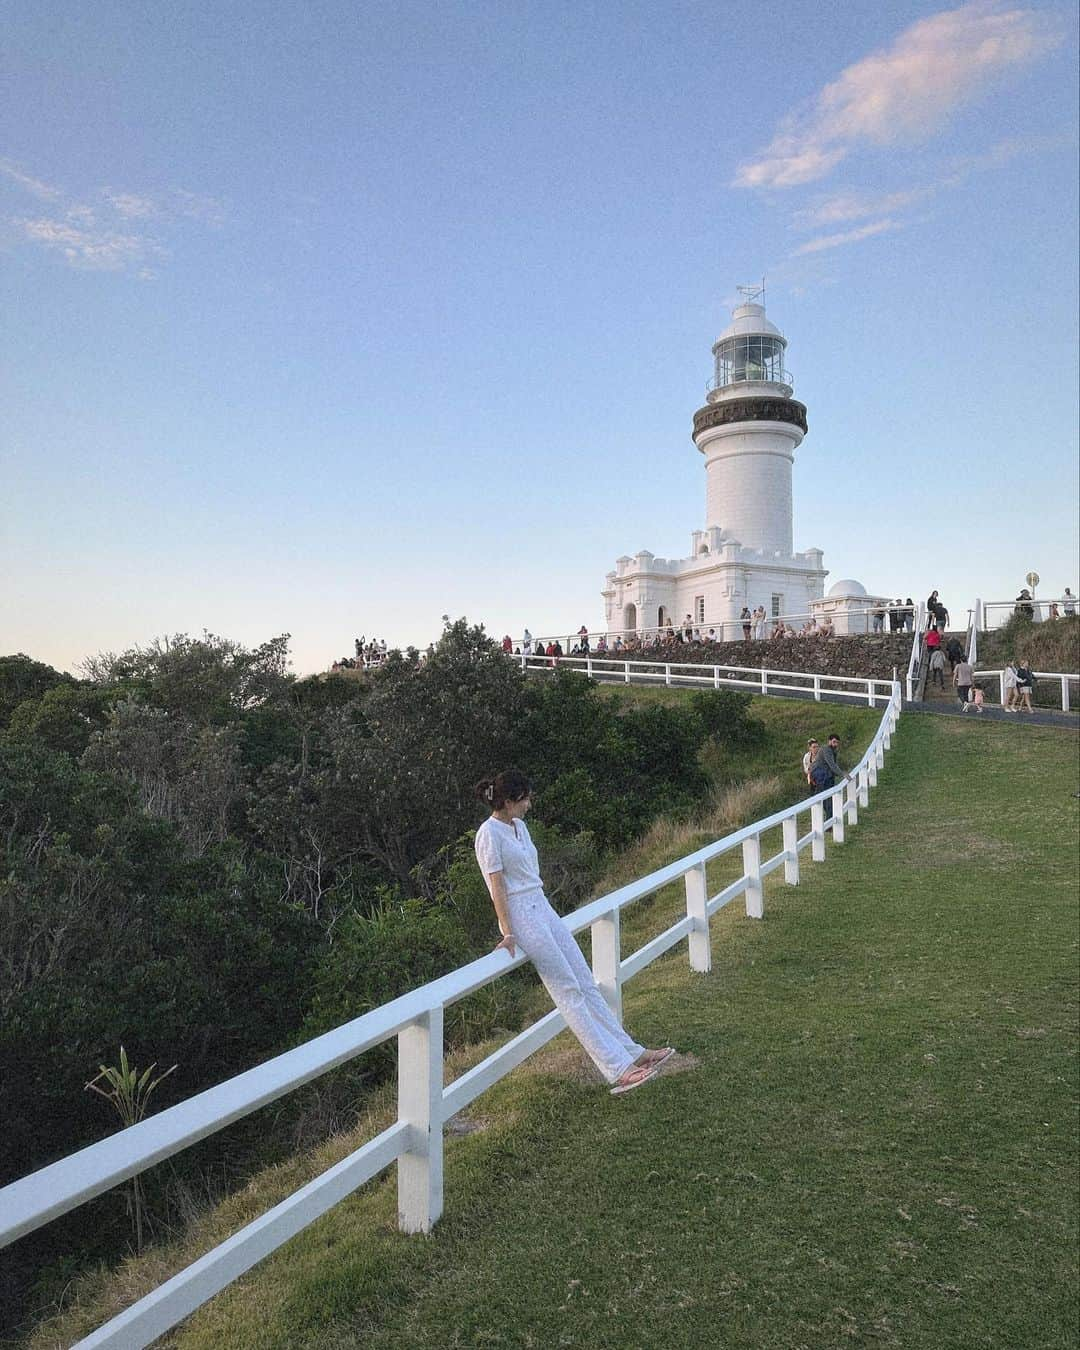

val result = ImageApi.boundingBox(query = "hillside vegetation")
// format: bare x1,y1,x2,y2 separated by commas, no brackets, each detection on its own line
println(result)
23,711,1078,1349
977,613,1079,674
0,628,875,1341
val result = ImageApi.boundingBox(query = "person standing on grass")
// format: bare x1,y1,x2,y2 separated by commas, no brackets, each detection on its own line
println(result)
802,739,819,785
953,654,975,711
474,770,675,1096
1014,661,1035,713
809,733,843,821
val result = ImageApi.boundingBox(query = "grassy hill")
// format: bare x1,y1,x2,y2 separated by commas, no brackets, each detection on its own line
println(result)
24,704,1079,1349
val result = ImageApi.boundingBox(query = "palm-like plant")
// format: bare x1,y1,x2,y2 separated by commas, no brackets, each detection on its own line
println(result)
85,1047,177,1252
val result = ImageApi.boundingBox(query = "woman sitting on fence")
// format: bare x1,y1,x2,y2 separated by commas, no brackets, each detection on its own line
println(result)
474,770,675,1096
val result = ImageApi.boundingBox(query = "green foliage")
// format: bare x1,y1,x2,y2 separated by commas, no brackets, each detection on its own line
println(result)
6,681,118,757
687,688,766,746
298,894,473,1078
0,653,74,729
85,1049,177,1252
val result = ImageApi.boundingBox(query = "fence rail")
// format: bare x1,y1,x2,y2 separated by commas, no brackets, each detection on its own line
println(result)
529,603,918,650
517,653,896,706
976,668,1078,712
0,681,904,1350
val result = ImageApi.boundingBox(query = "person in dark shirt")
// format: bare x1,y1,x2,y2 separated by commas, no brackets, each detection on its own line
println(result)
810,733,843,821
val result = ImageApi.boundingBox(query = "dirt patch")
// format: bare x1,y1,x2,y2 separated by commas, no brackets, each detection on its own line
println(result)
445,1113,493,1137
523,1045,702,1087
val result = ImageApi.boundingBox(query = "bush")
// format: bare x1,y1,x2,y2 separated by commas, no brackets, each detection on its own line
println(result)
298,893,474,1080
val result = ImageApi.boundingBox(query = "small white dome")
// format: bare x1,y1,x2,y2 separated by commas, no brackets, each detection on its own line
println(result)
827,579,867,598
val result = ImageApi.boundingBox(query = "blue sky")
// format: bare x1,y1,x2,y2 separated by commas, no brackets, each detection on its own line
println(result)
2,0,1077,674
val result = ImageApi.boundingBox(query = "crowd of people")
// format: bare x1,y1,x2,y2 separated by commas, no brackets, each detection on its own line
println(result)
508,615,847,661
923,589,1043,713
331,635,390,671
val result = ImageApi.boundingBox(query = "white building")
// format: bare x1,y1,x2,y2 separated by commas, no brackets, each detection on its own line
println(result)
603,294,829,639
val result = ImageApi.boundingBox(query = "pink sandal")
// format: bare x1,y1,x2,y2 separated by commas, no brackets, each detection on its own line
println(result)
610,1063,660,1096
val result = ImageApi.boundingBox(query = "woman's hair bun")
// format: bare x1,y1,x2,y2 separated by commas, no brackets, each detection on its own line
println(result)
474,769,531,810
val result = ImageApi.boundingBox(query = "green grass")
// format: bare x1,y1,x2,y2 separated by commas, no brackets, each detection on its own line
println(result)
26,709,1079,1349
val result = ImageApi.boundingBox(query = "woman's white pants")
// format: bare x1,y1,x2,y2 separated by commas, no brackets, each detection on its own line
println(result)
508,889,643,1084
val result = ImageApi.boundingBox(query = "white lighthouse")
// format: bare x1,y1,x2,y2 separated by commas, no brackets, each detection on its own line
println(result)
603,288,829,638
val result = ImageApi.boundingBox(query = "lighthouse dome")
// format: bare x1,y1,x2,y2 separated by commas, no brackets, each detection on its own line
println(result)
716,303,784,343
827,579,868,599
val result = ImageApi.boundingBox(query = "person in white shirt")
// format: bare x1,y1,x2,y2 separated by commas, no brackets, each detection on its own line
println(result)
474,769,674,1095
802,739,819,784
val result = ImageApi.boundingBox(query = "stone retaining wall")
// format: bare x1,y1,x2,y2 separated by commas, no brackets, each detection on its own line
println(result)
597,634,912,683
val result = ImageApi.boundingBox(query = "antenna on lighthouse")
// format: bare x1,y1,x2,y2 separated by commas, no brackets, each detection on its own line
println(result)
736,279,766,305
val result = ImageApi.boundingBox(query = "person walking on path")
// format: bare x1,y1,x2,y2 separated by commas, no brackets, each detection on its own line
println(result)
953,655,975,711
740,607,752,640
474,770,675,1096
1064,589,1076,617
1014,661,1036,713
945,635,964,672
928,647,947,689
1001,661,1018,710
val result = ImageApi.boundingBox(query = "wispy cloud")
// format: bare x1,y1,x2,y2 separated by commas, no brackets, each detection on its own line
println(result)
735,2,1062,190
793,188,931,229
14,217,167,273
1,160,227,276
792,219,902,256
0,157,62,200
103,189,158,219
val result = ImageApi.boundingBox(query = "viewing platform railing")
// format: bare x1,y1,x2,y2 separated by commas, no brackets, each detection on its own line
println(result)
0,681,904,1349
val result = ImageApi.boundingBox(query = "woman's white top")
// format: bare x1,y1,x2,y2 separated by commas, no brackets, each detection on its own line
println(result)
1003,665,1017,688
474,816,543,897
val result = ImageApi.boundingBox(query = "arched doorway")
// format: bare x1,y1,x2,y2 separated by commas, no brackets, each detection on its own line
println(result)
623,603,637,634
658,606,669,628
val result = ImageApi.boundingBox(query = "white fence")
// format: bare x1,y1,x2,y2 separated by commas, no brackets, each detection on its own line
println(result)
529,603,917,650
517,653,897,707
978,596,1077,629
0,682,904,1349
977,669,1078,712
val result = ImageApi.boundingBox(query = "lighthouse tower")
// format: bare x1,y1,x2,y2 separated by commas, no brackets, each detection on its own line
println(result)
694,293,805,555
602,288,829,639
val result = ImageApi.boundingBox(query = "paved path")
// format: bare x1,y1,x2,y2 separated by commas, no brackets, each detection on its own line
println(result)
904,699,1079,729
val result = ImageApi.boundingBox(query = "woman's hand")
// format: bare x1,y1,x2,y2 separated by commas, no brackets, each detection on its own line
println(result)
494,932,516,957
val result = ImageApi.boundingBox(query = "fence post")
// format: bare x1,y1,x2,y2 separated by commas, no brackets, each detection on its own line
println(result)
875,741,885,771
782,816,799,885
858,766,869,808
665,664,672,687
813,674,821,702
684,863,711,973
714,666,720,689
760,668,768,695
742,835,763,918
1061,676,1069,712
586,657,593,679
397,1007,444,1234
846,778,858,826
831,792,845,843
591,910,622,1021
810,802,825,861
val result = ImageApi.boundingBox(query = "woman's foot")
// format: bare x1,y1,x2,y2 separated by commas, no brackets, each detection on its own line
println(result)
636,1047,676,1070
610,1062,660,1096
